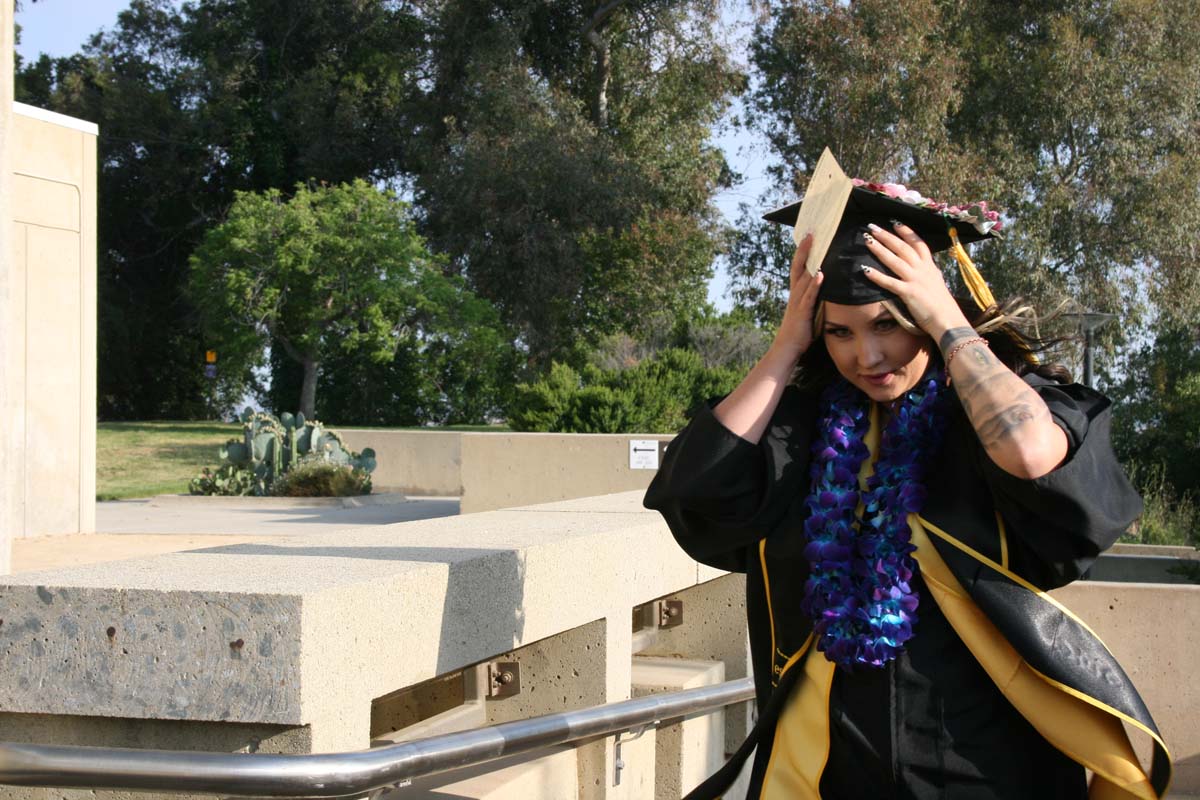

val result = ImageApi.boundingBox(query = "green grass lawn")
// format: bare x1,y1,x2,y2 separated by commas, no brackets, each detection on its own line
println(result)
96,420,511,500
97,421,241,500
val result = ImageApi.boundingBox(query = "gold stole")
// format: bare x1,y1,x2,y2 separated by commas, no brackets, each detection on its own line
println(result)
758,404,1167,799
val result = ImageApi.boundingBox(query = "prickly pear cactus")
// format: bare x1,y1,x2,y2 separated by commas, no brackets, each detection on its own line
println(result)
191,410,376,496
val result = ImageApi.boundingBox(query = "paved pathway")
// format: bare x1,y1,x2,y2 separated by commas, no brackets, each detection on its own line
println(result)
12,495,460,573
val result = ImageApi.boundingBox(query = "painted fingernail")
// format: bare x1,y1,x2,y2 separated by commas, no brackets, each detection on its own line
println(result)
864,233,876,244
862,266,873,273
890,218,906,229
866,223,883,232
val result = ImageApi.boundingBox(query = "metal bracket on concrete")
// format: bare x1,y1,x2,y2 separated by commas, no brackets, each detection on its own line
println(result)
657,599,683,628
486,661,521,699
632,598,685,653
612,725,648,786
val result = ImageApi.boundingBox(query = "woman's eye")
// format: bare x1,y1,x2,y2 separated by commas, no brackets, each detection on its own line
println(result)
824,327,850,339
874,319,898,332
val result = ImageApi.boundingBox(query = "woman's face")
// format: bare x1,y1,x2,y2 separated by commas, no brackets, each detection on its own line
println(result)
821,302,934,403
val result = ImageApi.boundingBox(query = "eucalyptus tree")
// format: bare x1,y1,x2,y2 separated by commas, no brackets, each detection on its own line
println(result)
412,0,743,363
735,0,1200,343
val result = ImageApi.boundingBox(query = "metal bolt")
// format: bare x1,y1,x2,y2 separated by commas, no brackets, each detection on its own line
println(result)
497,670,514,685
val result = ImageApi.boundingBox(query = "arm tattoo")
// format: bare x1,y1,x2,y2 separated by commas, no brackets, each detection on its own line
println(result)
975,403,1043,447
941,327,1051,451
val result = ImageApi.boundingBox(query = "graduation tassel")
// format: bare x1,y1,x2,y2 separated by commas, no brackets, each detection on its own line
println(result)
948,225,1039,365
949,226,997,313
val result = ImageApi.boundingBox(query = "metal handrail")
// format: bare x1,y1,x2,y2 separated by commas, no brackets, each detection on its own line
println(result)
0,677,756,798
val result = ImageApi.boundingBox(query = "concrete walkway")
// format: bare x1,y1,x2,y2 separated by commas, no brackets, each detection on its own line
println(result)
11,495,460,573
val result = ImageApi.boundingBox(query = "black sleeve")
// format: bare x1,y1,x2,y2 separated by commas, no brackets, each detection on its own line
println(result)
977,377,1143,588
643,386,816,572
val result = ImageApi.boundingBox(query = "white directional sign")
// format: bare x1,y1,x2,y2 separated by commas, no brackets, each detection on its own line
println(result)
629,440,660,470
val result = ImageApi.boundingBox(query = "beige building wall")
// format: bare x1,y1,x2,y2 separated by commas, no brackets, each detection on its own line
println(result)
1,1,15,573
7,102,97,540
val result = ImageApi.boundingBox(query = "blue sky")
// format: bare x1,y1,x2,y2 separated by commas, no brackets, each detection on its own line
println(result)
16,0,776,310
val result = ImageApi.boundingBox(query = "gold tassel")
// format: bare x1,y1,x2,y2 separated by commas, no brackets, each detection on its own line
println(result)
948,226,1039,365
949,226,997,312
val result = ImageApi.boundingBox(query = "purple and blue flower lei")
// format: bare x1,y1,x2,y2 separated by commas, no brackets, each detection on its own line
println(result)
800,371,949,670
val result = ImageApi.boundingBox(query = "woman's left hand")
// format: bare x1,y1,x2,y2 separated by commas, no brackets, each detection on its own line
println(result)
859,221,970,340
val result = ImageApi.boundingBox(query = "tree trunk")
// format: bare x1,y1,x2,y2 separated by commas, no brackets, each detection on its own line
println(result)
299,357,318,419
591,37,610,128
583,1,625,128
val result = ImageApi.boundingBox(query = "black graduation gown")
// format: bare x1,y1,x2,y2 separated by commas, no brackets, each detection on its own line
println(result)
644,376,1170,800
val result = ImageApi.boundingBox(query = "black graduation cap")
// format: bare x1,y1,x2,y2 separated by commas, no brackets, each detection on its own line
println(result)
762,150,1001,308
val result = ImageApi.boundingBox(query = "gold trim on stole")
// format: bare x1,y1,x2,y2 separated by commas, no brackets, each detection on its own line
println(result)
760,646,835,799
910,516,1168,799
758,404,884,797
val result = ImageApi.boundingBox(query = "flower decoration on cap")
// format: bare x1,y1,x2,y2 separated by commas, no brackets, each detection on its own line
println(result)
851,178,1004,237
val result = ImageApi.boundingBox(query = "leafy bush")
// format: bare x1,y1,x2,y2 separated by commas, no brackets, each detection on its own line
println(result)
270,455,372,497
1120,462,1200,548
508,348,741,433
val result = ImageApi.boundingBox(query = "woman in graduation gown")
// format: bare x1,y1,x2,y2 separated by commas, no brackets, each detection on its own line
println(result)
643,183,1172,800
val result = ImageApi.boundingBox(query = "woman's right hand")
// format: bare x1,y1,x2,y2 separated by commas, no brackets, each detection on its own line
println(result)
772,233,824,362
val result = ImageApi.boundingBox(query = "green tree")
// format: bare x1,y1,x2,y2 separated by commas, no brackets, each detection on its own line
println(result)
190,180,512,421
15,0,427,418
736,0,1200,345
1111,324,1200,496
266,276,519,426
413,0,741,362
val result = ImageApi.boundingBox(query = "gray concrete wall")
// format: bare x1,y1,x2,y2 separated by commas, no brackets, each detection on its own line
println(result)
337,428,463,495
1050,581,1200,794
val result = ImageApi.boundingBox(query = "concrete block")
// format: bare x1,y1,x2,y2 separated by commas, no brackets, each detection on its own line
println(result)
632,656,725,800
0,585,303,724
1050,581,1200,794
0,713,311,800
0,493,713,798
637,574,752,750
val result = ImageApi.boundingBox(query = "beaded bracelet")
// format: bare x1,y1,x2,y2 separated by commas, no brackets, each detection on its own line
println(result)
943,336,988,384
